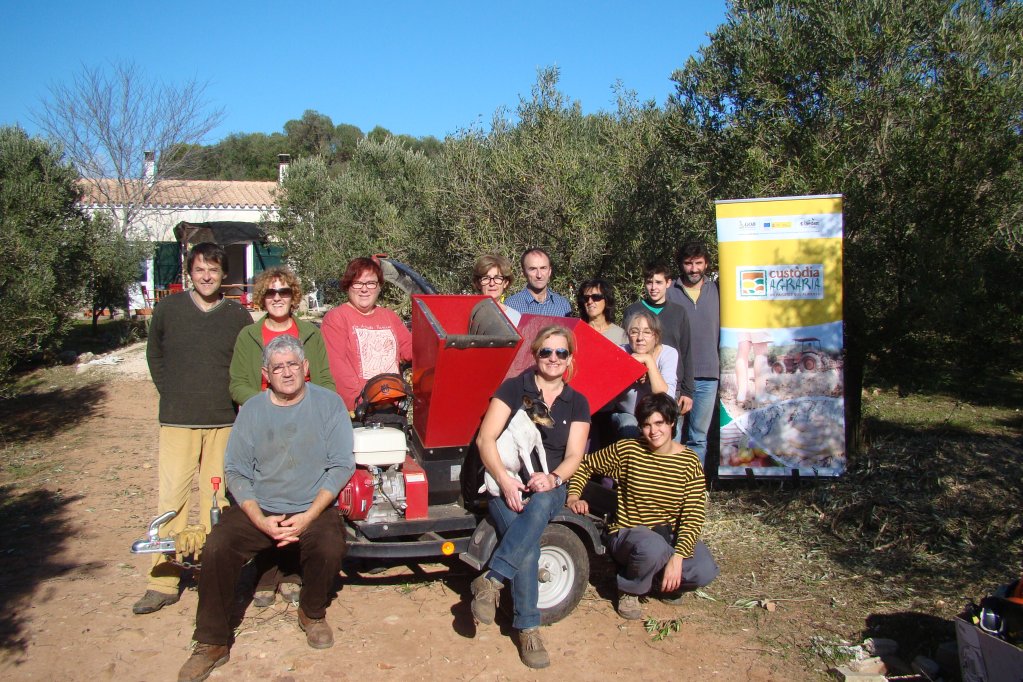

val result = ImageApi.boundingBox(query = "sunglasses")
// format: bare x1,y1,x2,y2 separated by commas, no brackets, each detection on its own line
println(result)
537,347,571,360
581,294,605,303
265,287,293,299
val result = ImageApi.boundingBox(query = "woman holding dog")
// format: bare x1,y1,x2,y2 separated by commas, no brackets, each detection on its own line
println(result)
471,325,590,669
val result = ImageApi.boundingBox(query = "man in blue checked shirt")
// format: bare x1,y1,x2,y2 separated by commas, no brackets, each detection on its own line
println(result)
504,248,572,317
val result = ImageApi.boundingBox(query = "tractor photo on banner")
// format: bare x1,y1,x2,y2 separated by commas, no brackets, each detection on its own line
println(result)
715,194,845,478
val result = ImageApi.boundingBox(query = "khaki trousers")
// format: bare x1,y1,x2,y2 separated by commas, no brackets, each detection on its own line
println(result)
148,425,232,594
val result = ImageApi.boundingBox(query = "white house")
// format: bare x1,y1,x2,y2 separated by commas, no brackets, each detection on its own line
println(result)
79,154,289,310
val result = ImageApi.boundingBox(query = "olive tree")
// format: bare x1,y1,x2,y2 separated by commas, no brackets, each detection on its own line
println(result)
662,0,1023,445
268,136,442,302
437,67,667,299
0,127,93,385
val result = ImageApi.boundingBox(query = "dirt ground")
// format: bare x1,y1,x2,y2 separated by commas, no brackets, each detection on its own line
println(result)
0,342,815,681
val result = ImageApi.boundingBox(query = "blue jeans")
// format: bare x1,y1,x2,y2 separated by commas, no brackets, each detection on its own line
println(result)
487,486,567,630
686,379,718,469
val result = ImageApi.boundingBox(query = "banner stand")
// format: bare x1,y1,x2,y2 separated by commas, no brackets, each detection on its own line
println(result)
715,194,846,479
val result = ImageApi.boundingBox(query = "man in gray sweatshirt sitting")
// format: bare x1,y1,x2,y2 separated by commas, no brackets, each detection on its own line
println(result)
178,335,354,682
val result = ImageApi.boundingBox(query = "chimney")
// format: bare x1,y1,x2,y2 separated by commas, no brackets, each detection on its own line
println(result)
278,154,291,184
143,150,156,186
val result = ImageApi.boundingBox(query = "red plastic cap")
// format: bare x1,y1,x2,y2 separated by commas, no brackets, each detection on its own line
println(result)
211,476,221,490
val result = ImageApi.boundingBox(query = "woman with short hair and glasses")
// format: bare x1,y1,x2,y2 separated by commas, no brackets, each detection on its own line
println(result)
611,309,677,440
469,325,590,669
321,257,412,411
229,266,335,406
576,279,627,345
472,254,521,325
228,265,335,607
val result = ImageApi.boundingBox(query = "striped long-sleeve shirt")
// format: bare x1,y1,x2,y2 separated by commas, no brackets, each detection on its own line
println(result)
568,439,706,558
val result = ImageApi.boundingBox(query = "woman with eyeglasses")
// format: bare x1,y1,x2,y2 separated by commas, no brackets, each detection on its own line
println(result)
228,265,335,606
576,279,627,345
469,325,590,669
611,309,678,440
321,257,412,411
472,254,521,325
229,266,335,406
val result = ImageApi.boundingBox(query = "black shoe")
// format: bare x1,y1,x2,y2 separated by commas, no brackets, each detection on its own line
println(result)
132,589,179,615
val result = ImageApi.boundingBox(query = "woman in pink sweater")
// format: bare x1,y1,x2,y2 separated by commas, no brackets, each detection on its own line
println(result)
321,257,412,411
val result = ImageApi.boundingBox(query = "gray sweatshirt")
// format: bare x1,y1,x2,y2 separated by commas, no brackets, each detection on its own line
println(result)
667,277,720,378
226,383,355,514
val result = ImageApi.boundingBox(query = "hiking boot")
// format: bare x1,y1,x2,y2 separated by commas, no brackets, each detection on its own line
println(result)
470,574,502,625
517,627,550,669
252,589,276,608
297,608,334,649
617,591,643,620
132,589,179,615
177,642,229,682
278,582,301,605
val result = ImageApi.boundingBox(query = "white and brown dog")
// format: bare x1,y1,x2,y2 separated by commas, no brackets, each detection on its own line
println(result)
480,396,554,499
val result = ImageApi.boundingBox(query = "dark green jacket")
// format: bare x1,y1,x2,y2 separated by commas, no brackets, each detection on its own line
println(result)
229,315,336,405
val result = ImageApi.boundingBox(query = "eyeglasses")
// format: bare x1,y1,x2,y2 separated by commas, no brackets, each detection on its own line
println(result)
537,347,571,360
269,361,302,375
628,328,655,338
265,287,293,299
478,275,507,285
582,294,605,303
350,281,380,290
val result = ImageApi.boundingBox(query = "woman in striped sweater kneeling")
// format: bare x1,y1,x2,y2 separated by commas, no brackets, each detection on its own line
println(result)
567,392,719,620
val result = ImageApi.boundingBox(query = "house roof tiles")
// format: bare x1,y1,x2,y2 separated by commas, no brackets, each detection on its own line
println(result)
79,179,278,209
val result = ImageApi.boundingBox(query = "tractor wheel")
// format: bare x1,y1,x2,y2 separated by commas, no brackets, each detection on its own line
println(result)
537,524,589,625
771,361,786,374
801,354,819,371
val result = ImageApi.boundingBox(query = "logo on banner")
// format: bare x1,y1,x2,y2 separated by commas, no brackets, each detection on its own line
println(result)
740,270,767,297
737,265,824,300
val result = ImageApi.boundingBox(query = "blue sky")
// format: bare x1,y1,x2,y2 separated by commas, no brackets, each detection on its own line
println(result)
1,1,727,143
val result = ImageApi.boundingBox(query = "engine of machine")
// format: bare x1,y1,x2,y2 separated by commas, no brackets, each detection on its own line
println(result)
338,424,427,522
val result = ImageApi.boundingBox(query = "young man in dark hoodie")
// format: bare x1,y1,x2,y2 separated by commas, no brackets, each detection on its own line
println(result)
623,261,694,420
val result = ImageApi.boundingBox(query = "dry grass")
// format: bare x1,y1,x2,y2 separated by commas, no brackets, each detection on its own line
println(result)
701,365,1023,677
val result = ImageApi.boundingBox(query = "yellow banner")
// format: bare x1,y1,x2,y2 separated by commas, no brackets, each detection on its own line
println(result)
715,196,843,220
716,195,846,479
718,238,843,328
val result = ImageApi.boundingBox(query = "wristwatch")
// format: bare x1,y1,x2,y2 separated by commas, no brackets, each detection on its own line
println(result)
553,474,563,487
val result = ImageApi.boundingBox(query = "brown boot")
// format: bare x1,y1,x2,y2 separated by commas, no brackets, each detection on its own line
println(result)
298,608,334,649
178,642,230,682
517,627,550,669
470,574,502,625
132,589,179,615
252,589,276,608
616,591,643,620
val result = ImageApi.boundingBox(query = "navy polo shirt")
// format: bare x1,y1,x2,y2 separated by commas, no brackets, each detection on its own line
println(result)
493,369,590,471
